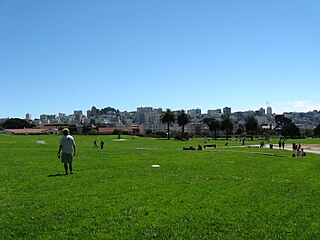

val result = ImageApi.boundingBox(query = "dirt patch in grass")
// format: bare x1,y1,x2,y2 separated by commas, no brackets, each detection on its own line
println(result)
301,144,320,151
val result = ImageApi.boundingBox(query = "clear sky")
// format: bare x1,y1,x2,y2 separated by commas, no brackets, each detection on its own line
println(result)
1,0,319,119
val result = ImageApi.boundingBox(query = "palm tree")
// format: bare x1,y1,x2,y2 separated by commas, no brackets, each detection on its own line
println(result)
177,110,190,139
245,116,259,141
203,118,221,140
221,116,233,140
161,109,175,139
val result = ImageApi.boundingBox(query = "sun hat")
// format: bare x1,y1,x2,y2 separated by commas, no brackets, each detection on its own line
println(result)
62,128,70,134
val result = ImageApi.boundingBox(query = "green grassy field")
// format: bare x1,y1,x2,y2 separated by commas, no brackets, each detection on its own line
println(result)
1,134,320,239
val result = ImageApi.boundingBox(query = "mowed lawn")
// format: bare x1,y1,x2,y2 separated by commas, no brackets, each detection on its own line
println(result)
1,134,320,239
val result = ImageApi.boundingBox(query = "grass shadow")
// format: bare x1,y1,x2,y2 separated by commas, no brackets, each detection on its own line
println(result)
48,173,66,177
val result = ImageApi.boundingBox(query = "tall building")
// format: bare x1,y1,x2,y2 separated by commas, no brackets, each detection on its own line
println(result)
136,107,153,124
267,107,272,115
40,114,47,121
223,107,231,116
74,110,83,122
259,107,266,115
25,113,31,120
90,106,98,116
187,108,201,119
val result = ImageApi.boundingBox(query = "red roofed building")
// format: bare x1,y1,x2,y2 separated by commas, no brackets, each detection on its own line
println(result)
3,128,59,135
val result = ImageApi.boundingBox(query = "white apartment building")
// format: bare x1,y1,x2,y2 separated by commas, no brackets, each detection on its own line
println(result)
187,108,201,119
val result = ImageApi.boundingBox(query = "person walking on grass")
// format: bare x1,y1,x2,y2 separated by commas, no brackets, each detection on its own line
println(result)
57,128,76,175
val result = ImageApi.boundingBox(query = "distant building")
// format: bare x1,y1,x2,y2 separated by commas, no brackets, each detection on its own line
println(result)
74,110,83,122
3,128,59,135
187,108,201,119
0,118,9,124
136,107,153,124
90,106,98,116
259,107,265,115
256,116,268,125
40,114,47,121
207,109,222,118
40,114,57,124
207,109,221,114
143,123,167,133
267,107,272,115
25,113,32,120
186,123,205,137
98,126,133,134
58,113,66,123
223,107,231,116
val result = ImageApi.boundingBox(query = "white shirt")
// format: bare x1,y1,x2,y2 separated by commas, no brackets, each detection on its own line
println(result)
60,135,75,154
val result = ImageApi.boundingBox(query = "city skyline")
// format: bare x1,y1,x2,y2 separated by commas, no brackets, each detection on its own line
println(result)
6,103,320,121
1,1,319,119
3,104,319,132
1,102,320,120
31,105,275,120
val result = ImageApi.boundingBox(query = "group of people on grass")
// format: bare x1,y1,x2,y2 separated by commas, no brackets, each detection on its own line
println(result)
93,139,104,149
278,139,286,149
292,141,306,157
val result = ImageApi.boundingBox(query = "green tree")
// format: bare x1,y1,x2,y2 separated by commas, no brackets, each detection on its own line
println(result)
4,118,32,129
161,109,175,139
90,129,99,135
314,124,320,137
221,117,233,140
245,116,259,140
282,122,300,138
146,129,153,136
275,115,292,128
176,110,190,139
82,124,92,134
203,118,220,140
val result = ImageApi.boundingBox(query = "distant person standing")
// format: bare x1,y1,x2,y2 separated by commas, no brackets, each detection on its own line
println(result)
100,140,105,149
57,128,76,175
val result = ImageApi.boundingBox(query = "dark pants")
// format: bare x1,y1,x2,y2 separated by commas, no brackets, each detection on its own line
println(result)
64,163,73,174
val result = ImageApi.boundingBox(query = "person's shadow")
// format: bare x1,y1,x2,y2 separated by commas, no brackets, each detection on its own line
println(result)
48,173,66,177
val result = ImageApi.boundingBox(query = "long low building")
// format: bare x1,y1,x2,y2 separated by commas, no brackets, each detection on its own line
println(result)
3,128,59,135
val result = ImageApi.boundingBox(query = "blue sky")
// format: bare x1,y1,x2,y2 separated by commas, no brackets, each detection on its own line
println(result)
1,0,319,119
